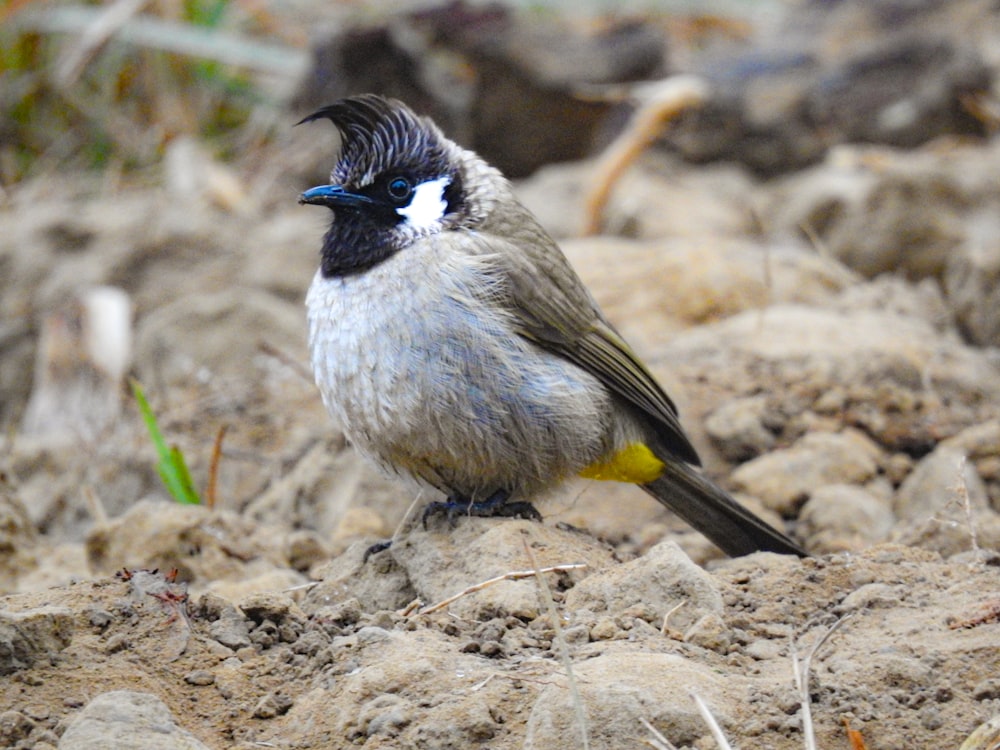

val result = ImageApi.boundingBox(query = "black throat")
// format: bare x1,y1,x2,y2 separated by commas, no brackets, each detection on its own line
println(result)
319,210,402,278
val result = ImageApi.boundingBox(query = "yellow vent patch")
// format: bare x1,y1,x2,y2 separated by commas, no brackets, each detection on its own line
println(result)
579,442,665,485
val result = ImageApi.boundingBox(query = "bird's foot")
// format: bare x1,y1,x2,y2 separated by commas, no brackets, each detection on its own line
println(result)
362,539,392,562
422,488,541,528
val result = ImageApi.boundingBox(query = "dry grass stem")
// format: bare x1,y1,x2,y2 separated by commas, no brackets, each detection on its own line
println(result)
952,456,981,558
793,614,853,750
639,716,678,750
206,424,228,509
660,599,688,634
582,75,709,236
415,563,586,616
690,692,734,750
522,534,590,750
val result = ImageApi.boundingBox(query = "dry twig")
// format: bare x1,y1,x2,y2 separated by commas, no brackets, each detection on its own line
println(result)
582,75,709,236
522,535,589,750
792,614,853,750
416,562,586,616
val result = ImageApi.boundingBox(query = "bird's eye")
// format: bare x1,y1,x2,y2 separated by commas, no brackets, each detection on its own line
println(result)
386,176,412,202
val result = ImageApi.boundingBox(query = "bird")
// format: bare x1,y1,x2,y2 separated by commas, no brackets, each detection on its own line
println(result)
297,94,806,558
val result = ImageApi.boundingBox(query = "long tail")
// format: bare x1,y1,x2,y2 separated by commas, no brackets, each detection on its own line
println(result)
643,460,807,557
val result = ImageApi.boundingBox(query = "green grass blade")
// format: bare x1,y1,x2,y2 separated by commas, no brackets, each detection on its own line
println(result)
131,378,202,505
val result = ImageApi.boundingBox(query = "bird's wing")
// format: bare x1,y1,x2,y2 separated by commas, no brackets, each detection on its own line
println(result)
473,222,702,467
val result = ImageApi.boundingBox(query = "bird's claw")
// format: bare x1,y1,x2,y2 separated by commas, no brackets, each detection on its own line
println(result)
421,488,541,528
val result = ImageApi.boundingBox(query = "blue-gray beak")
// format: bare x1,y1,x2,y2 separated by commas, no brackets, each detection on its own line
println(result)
298,184,374,209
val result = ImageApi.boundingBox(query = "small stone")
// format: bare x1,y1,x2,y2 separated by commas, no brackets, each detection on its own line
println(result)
209,610,251,651
895,445,989,521
731,430,880,514
84,607,114,631
799,484,895,552
684,614,732,652
23,704,49,721
972,678,1000,701
839,583,904,612
565,541,722,632
590,618,619,641
286,529,329,572
480,640,503,657
103,633,130,654
58,690,211,749
253,692,294,719
884,453,915,486
705,395,777,461
239,591,302,625
184,670,216,686
744,639,785,661
561,624,590,644
0,711,34,743
0,606,74,676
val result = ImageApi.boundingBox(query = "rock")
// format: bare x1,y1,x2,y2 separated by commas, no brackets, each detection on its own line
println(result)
666,0,991,175
766,142,1000,282
943,420,1000,462
304,541,416,617
764,139,1000,346
704,395,778,462
284,627,501,745
662,302,1000,472
0,606,73,675
798,484,895,553
57,691,210,750
945,211,1000,346
895,445,989,521
559,237,852,354
519,156,762,241
839,583,907,613
252,692,294,719
684,612,731,652
893,445,998,556
563,541,722,632
731,430,880,515
388,518,616,621
942,421,1000,511
183,670,214,686
524,652,729,749
0,710,35,746
237,591,305,626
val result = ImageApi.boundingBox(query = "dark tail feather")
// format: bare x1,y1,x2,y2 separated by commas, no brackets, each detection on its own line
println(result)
643,460,807,557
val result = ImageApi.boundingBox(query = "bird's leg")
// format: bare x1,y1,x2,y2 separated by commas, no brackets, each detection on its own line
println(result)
422,488,542,528
362,539,393,561
365,490,542,562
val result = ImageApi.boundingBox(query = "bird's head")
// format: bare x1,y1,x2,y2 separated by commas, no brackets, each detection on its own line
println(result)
298,95,499,277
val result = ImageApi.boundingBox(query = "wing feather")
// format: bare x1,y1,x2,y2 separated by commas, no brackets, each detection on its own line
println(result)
467,219,702,467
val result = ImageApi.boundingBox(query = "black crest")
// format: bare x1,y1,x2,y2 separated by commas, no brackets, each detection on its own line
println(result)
298,95,452,187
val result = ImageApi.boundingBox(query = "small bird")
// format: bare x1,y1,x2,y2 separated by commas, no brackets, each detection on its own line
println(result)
298,94,806,557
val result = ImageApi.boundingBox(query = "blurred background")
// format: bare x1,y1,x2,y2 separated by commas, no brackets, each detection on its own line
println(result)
3,11,1000,747
3,0,1000,578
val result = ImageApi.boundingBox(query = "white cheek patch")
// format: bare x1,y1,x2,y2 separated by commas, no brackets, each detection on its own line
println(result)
396,176,451,229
